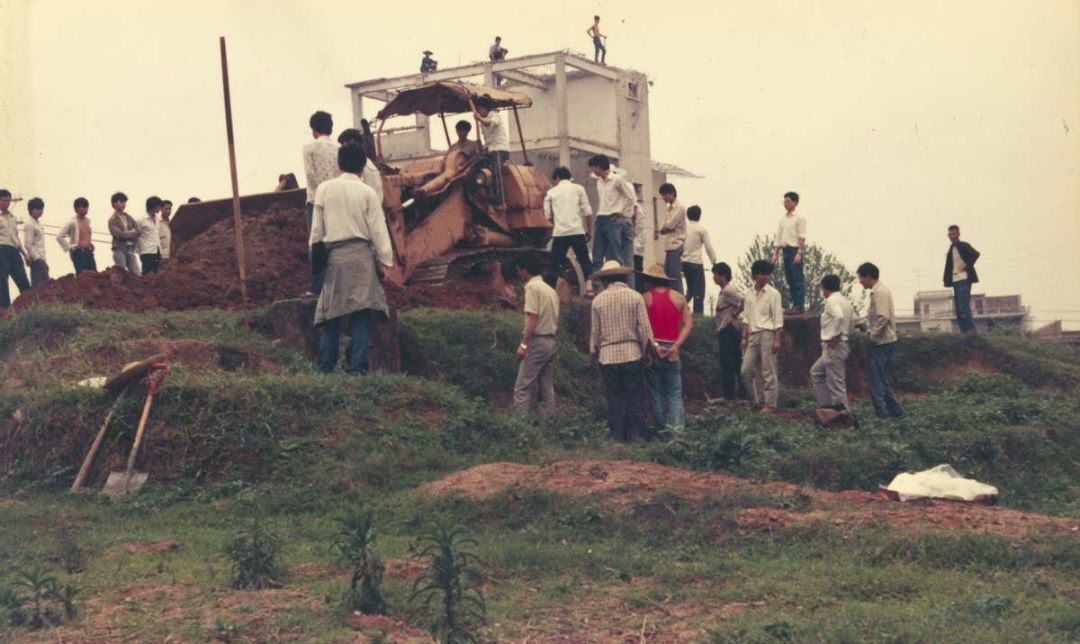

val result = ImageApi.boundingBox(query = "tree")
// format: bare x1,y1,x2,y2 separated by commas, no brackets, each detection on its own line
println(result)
736,234,864,315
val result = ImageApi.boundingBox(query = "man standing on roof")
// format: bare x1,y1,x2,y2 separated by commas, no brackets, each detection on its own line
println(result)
587,15,607,64
488,36,508,62
473,96,510,204
420,50,438,73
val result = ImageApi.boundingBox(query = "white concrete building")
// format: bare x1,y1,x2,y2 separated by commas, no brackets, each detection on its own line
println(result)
344,50,697,267
898,290,1029,333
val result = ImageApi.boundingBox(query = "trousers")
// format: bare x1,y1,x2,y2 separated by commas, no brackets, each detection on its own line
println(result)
513,335,557,418
0,245,30,307
741,331,778,408
782,246,805,310
868,342,904,419
716,325,744,400
953,279,975,334
683,262,705,314
546,234,592,294
811,341,849,407
645,344,684,435
600,359,645,442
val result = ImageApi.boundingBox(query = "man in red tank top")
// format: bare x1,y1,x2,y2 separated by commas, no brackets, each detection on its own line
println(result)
640,265,693,438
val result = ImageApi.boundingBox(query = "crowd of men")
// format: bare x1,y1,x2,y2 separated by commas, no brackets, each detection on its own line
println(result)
0,189,175,308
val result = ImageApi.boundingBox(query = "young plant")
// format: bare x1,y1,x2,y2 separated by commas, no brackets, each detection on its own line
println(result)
2,565,79,629
224,512,284,590
409,524,486,643
331,505,386,615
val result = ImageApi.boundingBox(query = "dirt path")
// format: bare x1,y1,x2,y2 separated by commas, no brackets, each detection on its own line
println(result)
426,460,1080,540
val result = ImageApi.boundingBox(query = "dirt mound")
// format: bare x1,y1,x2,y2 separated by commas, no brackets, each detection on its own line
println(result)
426,460,1080,540
17,206,309,312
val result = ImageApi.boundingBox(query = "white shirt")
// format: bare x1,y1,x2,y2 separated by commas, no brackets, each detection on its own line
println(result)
543,180,591,237
592,166,636,217
23,219,47,262
479,110,509,152
158,220,172,259
742,283,784,333
302,135,340,202
310,173,394,267
361,164,384,205
820,292,855,341
136,214,161,254
682,220,716,265
774,210,807,248
57,217,93,252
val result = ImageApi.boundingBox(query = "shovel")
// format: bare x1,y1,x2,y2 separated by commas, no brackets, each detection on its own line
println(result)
104,363,168,497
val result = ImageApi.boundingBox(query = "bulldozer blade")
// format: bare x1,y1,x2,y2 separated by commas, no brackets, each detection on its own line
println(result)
102,470,149,497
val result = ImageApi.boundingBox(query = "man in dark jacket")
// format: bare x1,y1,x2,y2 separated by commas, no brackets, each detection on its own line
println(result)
943,224,980,334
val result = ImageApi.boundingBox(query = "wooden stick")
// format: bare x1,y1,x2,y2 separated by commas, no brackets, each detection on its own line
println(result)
511,105,529,165
70,385,129,492
219,37,247,301
438,112,451,147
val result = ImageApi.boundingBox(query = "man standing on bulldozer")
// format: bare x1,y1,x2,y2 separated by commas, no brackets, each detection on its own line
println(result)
473,96,510,204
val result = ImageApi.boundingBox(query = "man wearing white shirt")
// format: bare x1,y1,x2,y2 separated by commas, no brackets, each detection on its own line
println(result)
682,205,716,314
740,259,784,412
588,154,638,289
542,166,593,296
302,110,338,296
136,196,163,275
23,198,49,287
657,184,686,295
771,191,807,313
473,96,510,204
309,145,394,376
810,274,854,411
158,200,173,265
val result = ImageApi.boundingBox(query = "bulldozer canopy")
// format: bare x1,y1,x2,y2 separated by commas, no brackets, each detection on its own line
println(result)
375,81,532,119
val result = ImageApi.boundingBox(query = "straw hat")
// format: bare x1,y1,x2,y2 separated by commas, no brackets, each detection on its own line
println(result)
422,50,434,55
639,264,674,283
588,260,633,281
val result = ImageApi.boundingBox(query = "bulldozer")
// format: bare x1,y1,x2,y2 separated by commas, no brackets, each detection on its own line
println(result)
169,81,584,292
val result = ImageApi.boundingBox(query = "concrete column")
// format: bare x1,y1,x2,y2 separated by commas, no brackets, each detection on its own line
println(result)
555,53,570,168
350,90,364,128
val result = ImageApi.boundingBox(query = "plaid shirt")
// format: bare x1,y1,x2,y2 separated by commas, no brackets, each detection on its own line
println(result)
590,282,654,365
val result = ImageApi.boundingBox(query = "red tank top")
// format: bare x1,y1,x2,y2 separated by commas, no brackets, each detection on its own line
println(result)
647,288,680,341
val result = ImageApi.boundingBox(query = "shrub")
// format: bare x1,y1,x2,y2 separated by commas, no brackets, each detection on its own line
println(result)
410,524,486,643
1,565,79,629
331,506,386,615
224,509,284,590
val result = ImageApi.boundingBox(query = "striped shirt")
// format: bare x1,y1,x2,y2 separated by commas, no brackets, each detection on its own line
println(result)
590,282,654,365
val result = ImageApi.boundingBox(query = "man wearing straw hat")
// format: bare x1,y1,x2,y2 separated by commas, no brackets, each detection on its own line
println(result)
589,260,655,442
640,264,693,439
420,50,438,73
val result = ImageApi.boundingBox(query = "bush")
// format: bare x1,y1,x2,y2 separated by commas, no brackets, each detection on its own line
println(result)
1,565,79,629
224,504,284,590
410,524,487,643
331,506,386,615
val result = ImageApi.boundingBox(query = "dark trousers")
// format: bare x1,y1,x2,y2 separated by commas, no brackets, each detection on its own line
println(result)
717,325,745,400
633,254,645,293
140,253,161,275
0,245,30,308
29,259,49,288
664,248,684,294
782,246,806,310
71,248,97,274
952,279,976,334
683,262,706,314
868,342,904,419
488,150,510,204
545,234,592,293
600,359,646,442
317,310,374,375
306,202,325,294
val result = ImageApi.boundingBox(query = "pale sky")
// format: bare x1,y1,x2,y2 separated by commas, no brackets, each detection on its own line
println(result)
2,0,1078,328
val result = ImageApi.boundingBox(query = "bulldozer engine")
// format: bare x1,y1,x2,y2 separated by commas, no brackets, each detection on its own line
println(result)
382,152,551,285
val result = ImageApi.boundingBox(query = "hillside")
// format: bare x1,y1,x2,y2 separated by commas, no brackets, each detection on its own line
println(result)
1,304,1079,641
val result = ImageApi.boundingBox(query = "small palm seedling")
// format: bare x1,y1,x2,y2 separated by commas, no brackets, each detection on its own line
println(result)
224,512,284,590
409,524,486,643
331,505,386,615
2,565,79,628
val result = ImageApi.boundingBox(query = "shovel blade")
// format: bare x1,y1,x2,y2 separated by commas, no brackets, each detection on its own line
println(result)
103,470,149,497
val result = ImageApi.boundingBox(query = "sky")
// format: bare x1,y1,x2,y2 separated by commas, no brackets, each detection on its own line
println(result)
2,0,1078,328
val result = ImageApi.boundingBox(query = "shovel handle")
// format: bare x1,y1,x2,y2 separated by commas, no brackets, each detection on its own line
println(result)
122,364,168,481
71,385,130,492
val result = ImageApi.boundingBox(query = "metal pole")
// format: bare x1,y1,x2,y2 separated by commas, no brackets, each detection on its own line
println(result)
219,37,247,300
439,112,451,147
511,105,529,165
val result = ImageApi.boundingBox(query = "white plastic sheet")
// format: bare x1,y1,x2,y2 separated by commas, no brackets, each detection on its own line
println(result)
884,464,998,502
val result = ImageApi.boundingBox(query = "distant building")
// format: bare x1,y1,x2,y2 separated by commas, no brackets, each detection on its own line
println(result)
344,50,698,267
1031,320,1080,344
897,290,1029,333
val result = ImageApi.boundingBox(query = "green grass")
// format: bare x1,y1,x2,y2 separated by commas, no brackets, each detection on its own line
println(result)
1,304,1078,640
